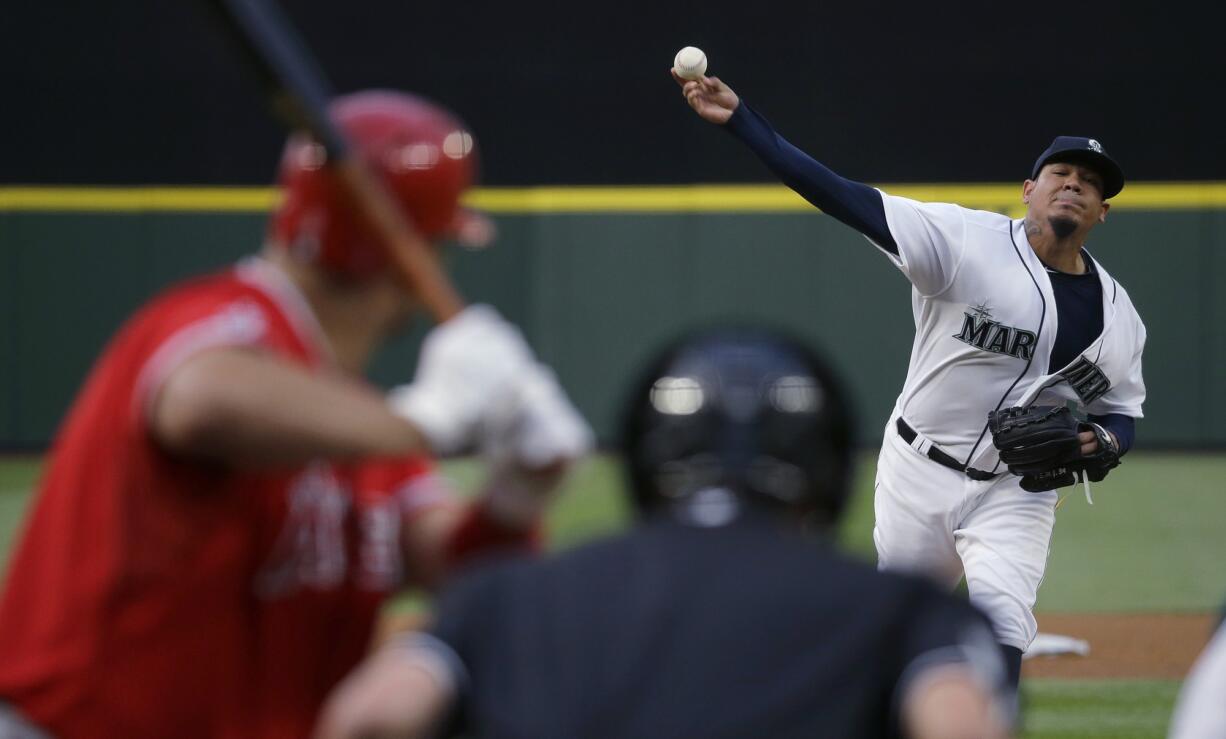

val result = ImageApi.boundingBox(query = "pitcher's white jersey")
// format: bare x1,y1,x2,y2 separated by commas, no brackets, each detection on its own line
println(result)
870,192,1147,473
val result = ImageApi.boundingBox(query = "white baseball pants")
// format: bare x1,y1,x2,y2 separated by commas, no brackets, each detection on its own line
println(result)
872,414,1058,650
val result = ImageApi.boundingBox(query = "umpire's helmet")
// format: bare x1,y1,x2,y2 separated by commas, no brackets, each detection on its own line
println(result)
269,90,485,280
621,327,856,526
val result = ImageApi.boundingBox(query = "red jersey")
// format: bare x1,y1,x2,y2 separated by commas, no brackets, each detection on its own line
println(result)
0,258,450,739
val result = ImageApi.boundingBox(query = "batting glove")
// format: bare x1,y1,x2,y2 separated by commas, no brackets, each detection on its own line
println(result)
475,363,593,525
388,304,535,455
478,363,594,468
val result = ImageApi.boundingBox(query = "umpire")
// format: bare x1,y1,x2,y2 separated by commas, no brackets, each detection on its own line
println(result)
315,328,1010,739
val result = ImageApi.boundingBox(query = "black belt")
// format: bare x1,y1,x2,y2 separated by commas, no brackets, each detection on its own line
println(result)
895,418,999,481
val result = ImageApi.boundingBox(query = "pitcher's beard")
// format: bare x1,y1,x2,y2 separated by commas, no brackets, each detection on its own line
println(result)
1049,215,1078,240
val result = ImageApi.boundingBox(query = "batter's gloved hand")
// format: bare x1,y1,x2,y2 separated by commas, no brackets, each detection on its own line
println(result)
472,362,594,525
388,304,536,455
988,405,1083,492
477,363,594,469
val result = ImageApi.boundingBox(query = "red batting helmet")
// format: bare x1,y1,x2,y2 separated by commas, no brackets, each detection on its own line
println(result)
269,90,485,279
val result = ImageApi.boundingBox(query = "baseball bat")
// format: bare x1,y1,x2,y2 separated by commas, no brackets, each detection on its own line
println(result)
200,0,464,322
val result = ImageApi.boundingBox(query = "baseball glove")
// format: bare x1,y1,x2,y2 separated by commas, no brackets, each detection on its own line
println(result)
1077,420,1122,483
987,405,1119,493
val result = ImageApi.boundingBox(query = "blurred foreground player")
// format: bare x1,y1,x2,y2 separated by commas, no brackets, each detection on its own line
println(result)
316,328,1010,739
0,91,591,739
1169,614,1226,738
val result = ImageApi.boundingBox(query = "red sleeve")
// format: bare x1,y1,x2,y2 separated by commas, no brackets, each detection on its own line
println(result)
130,296,276,429
443,501,543,568
350,455,454,518
352,458,541,574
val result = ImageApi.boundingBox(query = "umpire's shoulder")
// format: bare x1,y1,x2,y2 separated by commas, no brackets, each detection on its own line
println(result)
827,548,982,615
445,527,631,594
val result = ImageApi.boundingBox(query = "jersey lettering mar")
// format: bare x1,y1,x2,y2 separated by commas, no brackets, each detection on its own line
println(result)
952,304,1038,360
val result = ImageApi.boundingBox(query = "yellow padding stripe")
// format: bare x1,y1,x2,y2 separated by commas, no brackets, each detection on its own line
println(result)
1,183,1224,213
0,187,278,212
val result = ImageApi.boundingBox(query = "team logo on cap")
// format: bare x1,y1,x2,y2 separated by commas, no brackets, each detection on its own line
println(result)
1088,139,1103,153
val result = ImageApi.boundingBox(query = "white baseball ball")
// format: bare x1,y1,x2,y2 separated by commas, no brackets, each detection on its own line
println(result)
673,46,708,81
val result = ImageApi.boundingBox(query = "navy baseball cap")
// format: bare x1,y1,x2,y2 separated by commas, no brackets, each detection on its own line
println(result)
1031,136,1125,199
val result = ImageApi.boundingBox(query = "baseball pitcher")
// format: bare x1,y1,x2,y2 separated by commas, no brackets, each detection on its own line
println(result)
674,70,1146,690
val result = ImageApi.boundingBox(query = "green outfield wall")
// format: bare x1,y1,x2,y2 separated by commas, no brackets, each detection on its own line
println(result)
2,185,1223,448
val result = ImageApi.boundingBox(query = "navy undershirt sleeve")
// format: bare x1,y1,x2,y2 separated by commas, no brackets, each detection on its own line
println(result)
1087,412,1135,455
725,101,896,253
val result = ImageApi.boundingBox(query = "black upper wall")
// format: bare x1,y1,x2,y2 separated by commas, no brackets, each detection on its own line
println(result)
6,1,1224,186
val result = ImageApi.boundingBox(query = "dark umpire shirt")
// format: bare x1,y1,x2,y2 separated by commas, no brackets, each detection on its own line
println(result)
423,508,1004,739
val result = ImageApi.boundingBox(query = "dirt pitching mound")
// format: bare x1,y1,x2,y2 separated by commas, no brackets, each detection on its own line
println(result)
1024,613,1217,679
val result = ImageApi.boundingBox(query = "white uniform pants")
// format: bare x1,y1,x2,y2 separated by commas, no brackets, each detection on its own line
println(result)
872,415,1058,650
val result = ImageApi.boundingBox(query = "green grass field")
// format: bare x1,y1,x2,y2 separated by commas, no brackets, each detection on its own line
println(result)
2,451,1223,737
